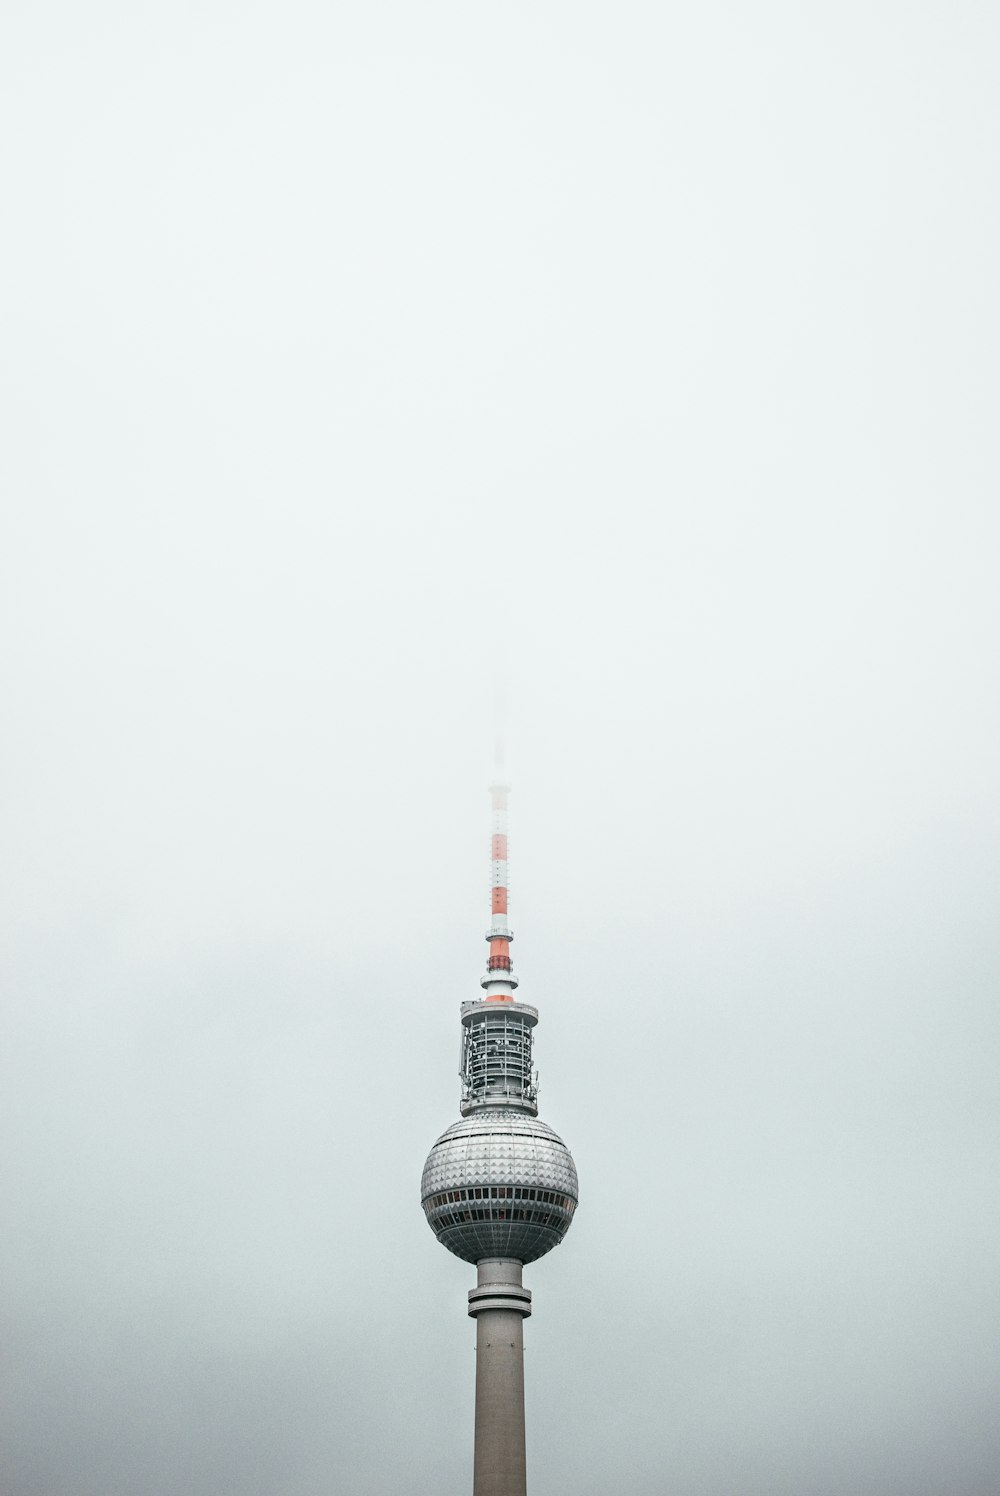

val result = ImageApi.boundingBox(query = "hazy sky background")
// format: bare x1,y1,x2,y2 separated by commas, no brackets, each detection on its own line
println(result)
1,2,998,1493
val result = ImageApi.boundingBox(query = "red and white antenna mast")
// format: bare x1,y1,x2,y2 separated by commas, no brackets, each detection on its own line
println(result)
482,693,516,1002
483,776,515,999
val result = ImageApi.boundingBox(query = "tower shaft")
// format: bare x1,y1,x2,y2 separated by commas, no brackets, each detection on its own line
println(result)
469,1260,531,1496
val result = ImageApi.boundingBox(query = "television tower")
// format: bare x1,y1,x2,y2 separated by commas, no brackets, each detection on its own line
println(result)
421,740,578,1496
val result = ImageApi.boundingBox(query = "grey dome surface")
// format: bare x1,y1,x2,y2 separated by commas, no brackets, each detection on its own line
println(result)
421,1108,578,1264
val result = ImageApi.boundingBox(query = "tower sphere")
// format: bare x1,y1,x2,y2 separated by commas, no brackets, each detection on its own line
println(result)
421,1109,578,1265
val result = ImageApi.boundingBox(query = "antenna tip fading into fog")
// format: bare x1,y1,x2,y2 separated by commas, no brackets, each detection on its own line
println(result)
492,676,508,774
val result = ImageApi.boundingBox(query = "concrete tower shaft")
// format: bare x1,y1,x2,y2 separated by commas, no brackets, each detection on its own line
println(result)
469,1261,531,1496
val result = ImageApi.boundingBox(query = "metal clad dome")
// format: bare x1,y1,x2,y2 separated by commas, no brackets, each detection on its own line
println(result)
421,1109,578,1264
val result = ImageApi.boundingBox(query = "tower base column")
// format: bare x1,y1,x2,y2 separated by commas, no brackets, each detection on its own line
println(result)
468,1259,532,1496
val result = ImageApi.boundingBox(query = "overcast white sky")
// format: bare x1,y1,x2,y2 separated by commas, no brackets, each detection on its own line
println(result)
1,2,998,1493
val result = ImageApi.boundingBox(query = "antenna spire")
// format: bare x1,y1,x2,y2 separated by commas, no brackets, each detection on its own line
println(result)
493,676,507,772
483,682,515,1001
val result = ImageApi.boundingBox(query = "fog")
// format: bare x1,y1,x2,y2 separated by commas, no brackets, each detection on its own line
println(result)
2,2,998,1493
